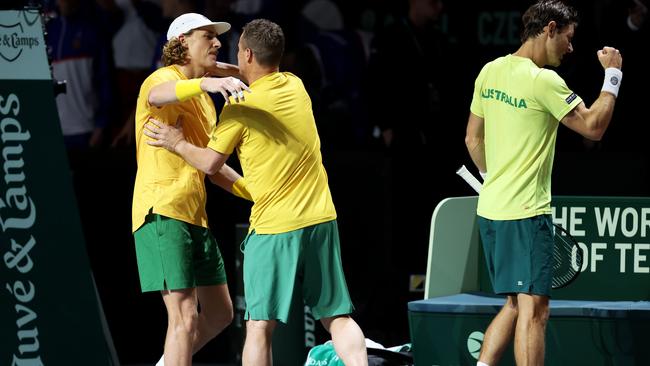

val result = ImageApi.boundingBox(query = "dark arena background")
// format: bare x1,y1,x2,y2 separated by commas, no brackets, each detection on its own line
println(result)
1,0,649,365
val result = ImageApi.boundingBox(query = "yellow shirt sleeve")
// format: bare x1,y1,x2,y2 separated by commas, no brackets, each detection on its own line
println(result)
232,177,253,201
470,63,491,118
534,69,583,121
208,106,246,154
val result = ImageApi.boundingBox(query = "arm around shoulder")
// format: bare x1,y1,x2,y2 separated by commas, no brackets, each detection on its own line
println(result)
208,163,253,201
207,62,243,80
148,78,204,107
143,117,228,174
174,140,228,175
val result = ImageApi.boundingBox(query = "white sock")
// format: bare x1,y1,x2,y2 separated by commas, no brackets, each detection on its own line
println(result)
477,362,490,366
155,355,164,366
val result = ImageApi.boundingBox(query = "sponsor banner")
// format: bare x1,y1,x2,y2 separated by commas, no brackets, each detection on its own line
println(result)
0,9,50,80
1,10,116,365
479,196,650,300
551,196,650,300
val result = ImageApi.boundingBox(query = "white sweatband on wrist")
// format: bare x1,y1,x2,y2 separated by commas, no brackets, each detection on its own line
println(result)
479,171,487,181
601,68,623,97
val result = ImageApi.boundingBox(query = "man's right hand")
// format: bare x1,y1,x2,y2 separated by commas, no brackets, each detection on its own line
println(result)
200,76,251,104
597,46,623,70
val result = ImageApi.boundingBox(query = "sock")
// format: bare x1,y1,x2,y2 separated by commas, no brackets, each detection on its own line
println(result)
477,362,490,366
155,355,164,366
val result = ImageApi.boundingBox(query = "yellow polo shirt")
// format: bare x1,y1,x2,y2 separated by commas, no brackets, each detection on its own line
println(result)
132,65,216,232
470,55,582,220
208,72,336,234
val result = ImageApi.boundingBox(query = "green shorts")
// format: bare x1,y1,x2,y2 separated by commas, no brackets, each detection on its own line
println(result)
478,215,553,296
133,214,226,292
242,220,354,323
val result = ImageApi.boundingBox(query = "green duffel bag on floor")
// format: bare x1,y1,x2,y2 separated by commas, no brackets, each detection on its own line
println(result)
305,341,344,366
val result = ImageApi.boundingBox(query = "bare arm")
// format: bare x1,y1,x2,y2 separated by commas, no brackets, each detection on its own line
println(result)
560,96,615,141
143,117,228,175
208,164,242,190
144,117,251,199
560,46,623,141
146,119,249,198
174,140,229,176
206,61,245,80
147,77,251,107
147,80,180,106
208,165,254,201
465,112,486,173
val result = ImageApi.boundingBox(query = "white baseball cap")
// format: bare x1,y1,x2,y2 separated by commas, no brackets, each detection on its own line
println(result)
166,13,231,41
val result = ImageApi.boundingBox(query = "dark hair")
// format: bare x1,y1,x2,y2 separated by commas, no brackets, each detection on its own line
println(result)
520,0,578,42
241,19,285,67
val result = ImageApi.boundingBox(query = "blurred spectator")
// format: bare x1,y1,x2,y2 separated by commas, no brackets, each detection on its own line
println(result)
229,0,302,58
205,0,238,64
113,0,158,67
626,0,648,31
302,0,344,32
108,0,158,146
46,0,121,149
365,0,447,150
229,0,290,25
362,0,452,338
291,0,369,148
110,0,191,147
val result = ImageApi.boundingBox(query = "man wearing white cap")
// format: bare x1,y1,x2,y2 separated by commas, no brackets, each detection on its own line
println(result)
131,12,250,366
144,19,369,366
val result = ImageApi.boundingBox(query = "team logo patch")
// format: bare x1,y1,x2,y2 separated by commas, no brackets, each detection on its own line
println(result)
610,76,619,86
565,93,577,104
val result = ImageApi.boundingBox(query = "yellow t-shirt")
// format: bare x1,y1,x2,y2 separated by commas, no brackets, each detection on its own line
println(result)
132,65,216,232
208,72,336,234
470,55,583,220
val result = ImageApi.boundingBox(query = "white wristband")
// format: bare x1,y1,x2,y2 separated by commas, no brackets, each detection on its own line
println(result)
601,68,623,97
479,171,487,181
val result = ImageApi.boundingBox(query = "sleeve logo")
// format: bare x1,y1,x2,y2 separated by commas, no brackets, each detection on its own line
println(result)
565,93,577,104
